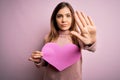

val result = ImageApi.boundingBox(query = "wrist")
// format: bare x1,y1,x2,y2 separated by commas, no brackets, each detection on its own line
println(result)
34,61,40,64
34,58,42,65
34,61,41,66
85,39,96,47
84,41,95,47
85,43,93,47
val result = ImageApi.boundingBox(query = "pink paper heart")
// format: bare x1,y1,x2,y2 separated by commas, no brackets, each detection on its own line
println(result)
41,43,81,71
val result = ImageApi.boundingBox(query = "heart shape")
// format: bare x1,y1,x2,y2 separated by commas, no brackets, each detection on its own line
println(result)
41,43,81,71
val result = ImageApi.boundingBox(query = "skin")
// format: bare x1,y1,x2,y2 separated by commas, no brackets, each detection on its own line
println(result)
71,11,96,45
29,51,42,63
56,7,72,31
29,7,96,64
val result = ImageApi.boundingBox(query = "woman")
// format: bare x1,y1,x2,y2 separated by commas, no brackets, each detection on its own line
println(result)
29,2,96,80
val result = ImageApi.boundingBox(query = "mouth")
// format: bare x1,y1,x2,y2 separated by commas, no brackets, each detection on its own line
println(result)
61,24,68,27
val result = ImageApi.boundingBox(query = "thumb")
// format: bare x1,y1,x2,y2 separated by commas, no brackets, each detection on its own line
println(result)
70,31,84,41
28,57,33,61
70,31,80,38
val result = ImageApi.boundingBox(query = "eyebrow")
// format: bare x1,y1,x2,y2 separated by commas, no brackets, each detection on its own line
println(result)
57,13,71,15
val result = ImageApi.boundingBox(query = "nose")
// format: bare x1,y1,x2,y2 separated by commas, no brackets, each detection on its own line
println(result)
62,16,66,23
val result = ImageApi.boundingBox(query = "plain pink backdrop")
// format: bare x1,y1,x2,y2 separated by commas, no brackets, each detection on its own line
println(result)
0,0,120,80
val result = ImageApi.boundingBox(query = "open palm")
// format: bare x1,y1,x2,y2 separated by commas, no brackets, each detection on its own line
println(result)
71,11,96,45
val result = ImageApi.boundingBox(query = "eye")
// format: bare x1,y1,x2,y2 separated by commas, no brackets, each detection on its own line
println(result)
56,14,62,18
66,14,71,18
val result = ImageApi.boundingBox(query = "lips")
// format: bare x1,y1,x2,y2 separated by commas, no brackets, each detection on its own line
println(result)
61,24,68,27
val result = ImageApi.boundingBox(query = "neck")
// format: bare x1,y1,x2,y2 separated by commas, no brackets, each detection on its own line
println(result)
58,30,70,35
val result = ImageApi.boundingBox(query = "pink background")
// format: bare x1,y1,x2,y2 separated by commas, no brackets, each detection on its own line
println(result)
0,0,120,80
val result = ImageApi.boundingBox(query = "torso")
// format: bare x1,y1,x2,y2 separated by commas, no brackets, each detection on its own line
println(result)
43,31,82,80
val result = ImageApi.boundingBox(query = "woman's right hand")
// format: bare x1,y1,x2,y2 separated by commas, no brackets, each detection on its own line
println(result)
28,51,43,63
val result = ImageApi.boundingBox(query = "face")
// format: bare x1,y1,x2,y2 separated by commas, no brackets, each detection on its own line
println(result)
56,7,72,31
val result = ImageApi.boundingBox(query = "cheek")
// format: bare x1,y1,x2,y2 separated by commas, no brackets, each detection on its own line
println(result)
69,19,72,25
56,19,61,25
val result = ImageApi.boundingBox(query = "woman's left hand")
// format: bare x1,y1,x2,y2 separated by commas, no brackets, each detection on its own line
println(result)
71,11,96,45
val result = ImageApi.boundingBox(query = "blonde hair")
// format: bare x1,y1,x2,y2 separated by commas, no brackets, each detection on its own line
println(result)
45,2,79,47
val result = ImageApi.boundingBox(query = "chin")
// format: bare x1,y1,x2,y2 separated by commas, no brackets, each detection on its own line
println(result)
60,27,70,31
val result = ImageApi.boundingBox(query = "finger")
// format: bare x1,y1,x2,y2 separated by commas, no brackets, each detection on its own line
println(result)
87,16,95,26
33,56,40,59
74,12,83,27
33,59,40,62
81,12,91,25
70,31,88,44
31,53,43,59
75,23,81,33
28,57,34,61
28,57,40,62
76,11,87,27
33,55,42,59
32,51,43,56
32,53,43,57
70,31,82,39
32,51,41,54
74,12,84,32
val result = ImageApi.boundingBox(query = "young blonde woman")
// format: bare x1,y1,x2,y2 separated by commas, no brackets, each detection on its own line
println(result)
29,2,96,80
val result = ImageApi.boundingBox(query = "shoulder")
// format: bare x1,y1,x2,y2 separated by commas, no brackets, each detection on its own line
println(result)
44,34,49,43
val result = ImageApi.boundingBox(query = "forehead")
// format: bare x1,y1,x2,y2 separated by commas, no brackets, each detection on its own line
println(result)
57,7,71,14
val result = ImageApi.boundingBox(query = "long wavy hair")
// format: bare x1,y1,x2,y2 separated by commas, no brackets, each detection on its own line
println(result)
45,2,79,47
